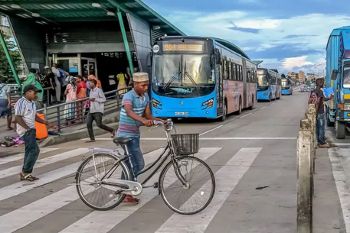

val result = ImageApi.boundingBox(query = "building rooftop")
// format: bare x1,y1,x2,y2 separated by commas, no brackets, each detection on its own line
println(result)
0,0,185,36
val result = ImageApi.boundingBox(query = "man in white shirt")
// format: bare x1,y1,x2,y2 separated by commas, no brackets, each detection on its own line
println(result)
15,85,48,181
86,79,114,142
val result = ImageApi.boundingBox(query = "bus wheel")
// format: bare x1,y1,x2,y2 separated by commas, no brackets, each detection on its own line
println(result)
268,94,272,102
220,102,227,121
335,120,346,139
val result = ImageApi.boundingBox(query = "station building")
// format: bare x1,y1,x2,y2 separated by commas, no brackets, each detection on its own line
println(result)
0,0,185,91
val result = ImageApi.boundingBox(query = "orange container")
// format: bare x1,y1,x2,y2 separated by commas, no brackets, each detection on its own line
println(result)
35,113,48,140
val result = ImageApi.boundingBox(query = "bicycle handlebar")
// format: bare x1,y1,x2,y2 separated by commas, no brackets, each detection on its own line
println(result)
153,119,174,131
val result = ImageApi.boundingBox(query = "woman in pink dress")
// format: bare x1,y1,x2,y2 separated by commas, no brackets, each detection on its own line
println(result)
64,76,77,126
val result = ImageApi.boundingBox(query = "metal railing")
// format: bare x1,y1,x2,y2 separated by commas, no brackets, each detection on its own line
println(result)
37,87,130,133
297,103,317,233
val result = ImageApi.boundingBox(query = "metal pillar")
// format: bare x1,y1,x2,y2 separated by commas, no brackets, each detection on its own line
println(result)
0,30,20,85
117,9,134,79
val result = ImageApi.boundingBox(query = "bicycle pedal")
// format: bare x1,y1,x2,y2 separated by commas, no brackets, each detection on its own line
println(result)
153,182,159,188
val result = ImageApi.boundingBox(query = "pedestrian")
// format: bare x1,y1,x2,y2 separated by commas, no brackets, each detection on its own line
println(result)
116,71,128,95
116,72,164,204
76,75,87,122
0,77,13,130
88,71,102,89
58,66,69,101
64,76,77,126
51,63,62,103
43,66,56,105
15,84,47,181
313,77,333,148
22,69,44,107
86,79,114,142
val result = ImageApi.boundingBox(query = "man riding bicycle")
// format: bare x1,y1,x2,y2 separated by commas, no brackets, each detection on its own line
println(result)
116,72,164,204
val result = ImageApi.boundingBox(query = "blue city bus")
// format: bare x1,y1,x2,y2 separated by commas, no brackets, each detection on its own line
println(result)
281,77,293,95
257,68,281,101
151,36,257,120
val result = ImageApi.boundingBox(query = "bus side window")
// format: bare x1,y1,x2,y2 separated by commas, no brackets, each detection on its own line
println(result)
224,59,228,79
240,66,243,81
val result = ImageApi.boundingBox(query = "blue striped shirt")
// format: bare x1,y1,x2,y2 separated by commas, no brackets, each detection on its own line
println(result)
117,90,149,138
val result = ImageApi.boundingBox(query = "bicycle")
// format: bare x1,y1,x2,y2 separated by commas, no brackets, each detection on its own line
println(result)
75,119,215,215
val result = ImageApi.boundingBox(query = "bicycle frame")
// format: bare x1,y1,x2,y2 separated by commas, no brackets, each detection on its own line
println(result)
97,123,188,189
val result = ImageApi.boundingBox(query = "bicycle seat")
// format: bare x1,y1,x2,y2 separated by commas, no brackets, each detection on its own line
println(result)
113,137,132,145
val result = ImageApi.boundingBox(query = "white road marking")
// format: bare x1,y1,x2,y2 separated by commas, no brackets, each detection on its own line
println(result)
155,148,262,233
333,143,350,147
0,148,221,233
199,125,223,136
239,113,253,119
90,137,296,141
0,148,164,202
329,148,350,233
200,137,296,140
58,148,222,233
0,148,59,165
0,148,89,179
261,106,267,109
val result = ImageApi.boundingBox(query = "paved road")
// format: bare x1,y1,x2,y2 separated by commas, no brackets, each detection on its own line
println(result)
0,92,309,233
314,116,350,233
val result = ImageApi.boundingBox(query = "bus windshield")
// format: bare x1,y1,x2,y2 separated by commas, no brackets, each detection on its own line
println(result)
281,79,289,88
152,54,214,97
343,66,350,88
257,74,269,88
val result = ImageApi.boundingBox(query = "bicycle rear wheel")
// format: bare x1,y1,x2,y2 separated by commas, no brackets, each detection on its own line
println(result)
76,153,130,211
159,156,215,215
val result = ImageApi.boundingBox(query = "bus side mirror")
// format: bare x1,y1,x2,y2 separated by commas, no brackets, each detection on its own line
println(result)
331,69,338,80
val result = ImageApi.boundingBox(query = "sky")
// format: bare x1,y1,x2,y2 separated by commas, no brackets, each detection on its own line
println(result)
143,0,350,75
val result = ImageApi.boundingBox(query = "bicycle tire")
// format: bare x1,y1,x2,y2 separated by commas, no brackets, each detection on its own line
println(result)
159,156,215,215
75,153,130,211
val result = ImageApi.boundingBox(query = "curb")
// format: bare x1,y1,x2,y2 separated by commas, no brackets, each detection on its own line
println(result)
40,116,119,147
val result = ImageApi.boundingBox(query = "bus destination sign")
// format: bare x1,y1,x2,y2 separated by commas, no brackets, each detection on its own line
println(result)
163,43,204,52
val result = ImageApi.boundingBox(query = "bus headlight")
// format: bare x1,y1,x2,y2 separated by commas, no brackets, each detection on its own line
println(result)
152,99,162,109
202,98,214,109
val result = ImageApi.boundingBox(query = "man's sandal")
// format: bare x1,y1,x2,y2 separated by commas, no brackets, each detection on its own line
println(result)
20,173,39,181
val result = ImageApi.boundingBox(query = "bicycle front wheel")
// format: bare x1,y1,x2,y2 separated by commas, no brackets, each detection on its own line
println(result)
76,153,130,211
159,156,215,215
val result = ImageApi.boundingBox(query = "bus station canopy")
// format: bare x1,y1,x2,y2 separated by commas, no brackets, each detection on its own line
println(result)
0,0,185,36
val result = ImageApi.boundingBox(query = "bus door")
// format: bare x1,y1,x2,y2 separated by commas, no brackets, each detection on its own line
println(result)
242,59,248,108
216,59,224,117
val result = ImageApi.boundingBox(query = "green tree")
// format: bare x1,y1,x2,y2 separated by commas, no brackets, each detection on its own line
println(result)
0,29,23,84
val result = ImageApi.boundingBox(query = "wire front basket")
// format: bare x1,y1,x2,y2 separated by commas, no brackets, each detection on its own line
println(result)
171,133,199,155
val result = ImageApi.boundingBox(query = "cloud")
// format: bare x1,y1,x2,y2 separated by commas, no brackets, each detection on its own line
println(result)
283,34,318,39
155,9,350,73
229,23,260,34
282,56,313,70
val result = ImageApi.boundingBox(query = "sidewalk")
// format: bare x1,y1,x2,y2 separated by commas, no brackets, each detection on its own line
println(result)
313,128,350,233
0,111,119,157
313,147,344,233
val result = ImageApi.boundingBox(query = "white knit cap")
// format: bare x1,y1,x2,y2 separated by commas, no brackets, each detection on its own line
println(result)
133,72,149,82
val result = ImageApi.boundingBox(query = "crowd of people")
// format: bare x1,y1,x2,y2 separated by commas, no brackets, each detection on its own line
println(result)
0,64,133,131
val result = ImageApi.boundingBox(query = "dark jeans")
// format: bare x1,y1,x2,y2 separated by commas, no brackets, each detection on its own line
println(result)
22,129,40,173
86,112,113,140
124,137,144,181
316,113,326,145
